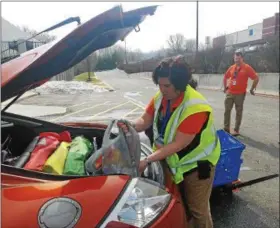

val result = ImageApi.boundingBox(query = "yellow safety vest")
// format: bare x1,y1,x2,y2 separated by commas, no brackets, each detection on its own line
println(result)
152,85,221,184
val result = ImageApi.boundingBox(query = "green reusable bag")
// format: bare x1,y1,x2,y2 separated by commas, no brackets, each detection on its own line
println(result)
63,136,92,175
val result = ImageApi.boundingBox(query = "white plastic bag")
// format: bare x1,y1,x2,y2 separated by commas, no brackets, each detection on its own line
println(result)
85,119,141,177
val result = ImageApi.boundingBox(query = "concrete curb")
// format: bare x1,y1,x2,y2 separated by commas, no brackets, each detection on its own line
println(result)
198,87,279,99
2,91,40,107
19,91,40,101
95,76,115,92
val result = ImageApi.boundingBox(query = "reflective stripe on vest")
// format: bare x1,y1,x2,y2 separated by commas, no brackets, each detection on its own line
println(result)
179,126,218,165
153,93,210,145
152,92,218,176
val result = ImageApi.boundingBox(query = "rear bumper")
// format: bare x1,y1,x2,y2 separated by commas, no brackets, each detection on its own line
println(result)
150,197,188,228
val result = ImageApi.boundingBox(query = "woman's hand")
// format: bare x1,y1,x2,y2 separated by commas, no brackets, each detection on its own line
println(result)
117,121,129,133
139,159,148,174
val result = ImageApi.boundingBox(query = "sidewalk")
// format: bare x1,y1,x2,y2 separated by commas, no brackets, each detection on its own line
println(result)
5,104,67,118
2,91,39,107
2,91,67,117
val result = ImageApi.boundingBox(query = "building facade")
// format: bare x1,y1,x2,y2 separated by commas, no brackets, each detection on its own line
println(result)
1,17,44,62
213,12,279,50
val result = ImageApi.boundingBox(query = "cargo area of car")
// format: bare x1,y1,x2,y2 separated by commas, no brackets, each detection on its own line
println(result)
1,115,165,185
1,120,104,158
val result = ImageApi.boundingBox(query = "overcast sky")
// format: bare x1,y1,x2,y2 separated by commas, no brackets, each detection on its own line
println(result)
2,1,279,52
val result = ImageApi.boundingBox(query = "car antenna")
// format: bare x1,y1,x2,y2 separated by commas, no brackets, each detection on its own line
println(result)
1,16,81,54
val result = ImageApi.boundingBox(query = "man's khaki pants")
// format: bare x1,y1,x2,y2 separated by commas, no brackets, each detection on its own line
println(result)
182,166,216,228
224,93,246,132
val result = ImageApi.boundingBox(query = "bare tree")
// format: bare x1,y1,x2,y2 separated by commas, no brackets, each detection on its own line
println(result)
20,26,56,43
184,39,196,53
167,33,187,55
74,53,98,76
261,37,279,72
207,35,227,73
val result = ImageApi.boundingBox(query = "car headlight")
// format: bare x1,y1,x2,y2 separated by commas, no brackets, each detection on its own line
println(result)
101,178,171,228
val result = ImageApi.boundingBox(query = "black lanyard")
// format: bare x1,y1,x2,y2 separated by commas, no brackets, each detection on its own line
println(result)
160,100,172,137
233,65,242,79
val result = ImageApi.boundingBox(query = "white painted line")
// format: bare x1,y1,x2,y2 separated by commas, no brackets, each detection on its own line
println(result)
130,111,145,115
123,95,146,110
240,167,251,171
125,99,145,110
67,100,98,109
89,101,131,119
140,76,152,81
122,107,139,118
51,101,110,122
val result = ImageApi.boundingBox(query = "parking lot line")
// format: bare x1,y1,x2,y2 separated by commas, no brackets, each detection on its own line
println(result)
126,99,145,110
90,101,131,119
122,107,139,118
67,101,97,109
140,76,152,81
50,101,110,122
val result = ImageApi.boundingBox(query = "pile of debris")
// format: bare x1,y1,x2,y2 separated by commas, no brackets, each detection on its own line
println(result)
35,81,107,95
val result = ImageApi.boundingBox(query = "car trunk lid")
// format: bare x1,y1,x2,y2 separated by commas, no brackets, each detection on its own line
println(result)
1,5,158,102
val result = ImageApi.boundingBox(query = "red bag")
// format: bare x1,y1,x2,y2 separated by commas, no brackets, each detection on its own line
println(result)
58,131,71,142
24,131,71,171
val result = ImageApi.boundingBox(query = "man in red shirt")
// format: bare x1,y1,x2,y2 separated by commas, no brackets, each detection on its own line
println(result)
223,51,259,136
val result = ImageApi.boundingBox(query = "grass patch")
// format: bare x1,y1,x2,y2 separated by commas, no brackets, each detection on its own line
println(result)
74,72,102,84
74,72,110,89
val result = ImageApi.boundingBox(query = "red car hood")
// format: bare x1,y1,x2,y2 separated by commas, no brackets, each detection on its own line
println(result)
2,175,130,228
1,5,158,102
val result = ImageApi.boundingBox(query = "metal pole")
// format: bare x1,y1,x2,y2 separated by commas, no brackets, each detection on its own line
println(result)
196,0,199,55
87,57,91,81
124,39,128,64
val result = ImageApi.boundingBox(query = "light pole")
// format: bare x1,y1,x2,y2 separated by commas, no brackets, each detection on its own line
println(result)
196,0,199,56
124,39,128,65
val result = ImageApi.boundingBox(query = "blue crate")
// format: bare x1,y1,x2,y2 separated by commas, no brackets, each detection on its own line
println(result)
213,129,246,187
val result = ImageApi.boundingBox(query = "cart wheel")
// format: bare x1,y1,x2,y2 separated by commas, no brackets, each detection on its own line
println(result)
211,187,233,205
211,186,227,198
222,186,234,197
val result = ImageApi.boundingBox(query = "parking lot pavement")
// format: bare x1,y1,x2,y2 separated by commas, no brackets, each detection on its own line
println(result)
17,70,279,227
18,91,146,124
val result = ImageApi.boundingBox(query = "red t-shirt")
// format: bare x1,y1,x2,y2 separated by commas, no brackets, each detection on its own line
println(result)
146,93,208,135
224,63,258,94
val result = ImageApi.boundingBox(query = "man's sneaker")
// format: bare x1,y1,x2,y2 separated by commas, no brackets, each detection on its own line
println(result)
223,128,230,133
231,130,240,136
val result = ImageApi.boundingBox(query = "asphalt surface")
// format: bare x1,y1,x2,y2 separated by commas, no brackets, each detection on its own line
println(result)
18,69,279,228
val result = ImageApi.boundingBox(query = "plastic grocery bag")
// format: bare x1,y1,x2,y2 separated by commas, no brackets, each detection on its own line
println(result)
14,136,40,168
85,119,141,177
24,133,60,171
63,136,93,176
24,131,71,172
43,142,71,175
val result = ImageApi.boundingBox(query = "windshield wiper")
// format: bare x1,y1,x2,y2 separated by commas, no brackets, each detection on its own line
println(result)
1,85,33,113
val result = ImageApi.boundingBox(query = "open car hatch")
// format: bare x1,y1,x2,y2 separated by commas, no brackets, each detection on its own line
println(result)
1,5,158,102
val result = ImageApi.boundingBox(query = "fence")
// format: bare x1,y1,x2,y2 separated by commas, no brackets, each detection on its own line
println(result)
112,70,279,96
1,40,45,63
50,67,75,81
194,73,279,96
1,40,76,81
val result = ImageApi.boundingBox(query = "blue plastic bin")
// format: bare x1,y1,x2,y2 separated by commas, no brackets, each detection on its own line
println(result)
213,129,246,187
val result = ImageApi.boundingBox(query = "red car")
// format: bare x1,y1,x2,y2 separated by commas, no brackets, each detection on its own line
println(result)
1,5,188,228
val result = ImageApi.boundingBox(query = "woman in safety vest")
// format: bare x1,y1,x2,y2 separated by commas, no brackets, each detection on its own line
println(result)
119,56,221,228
